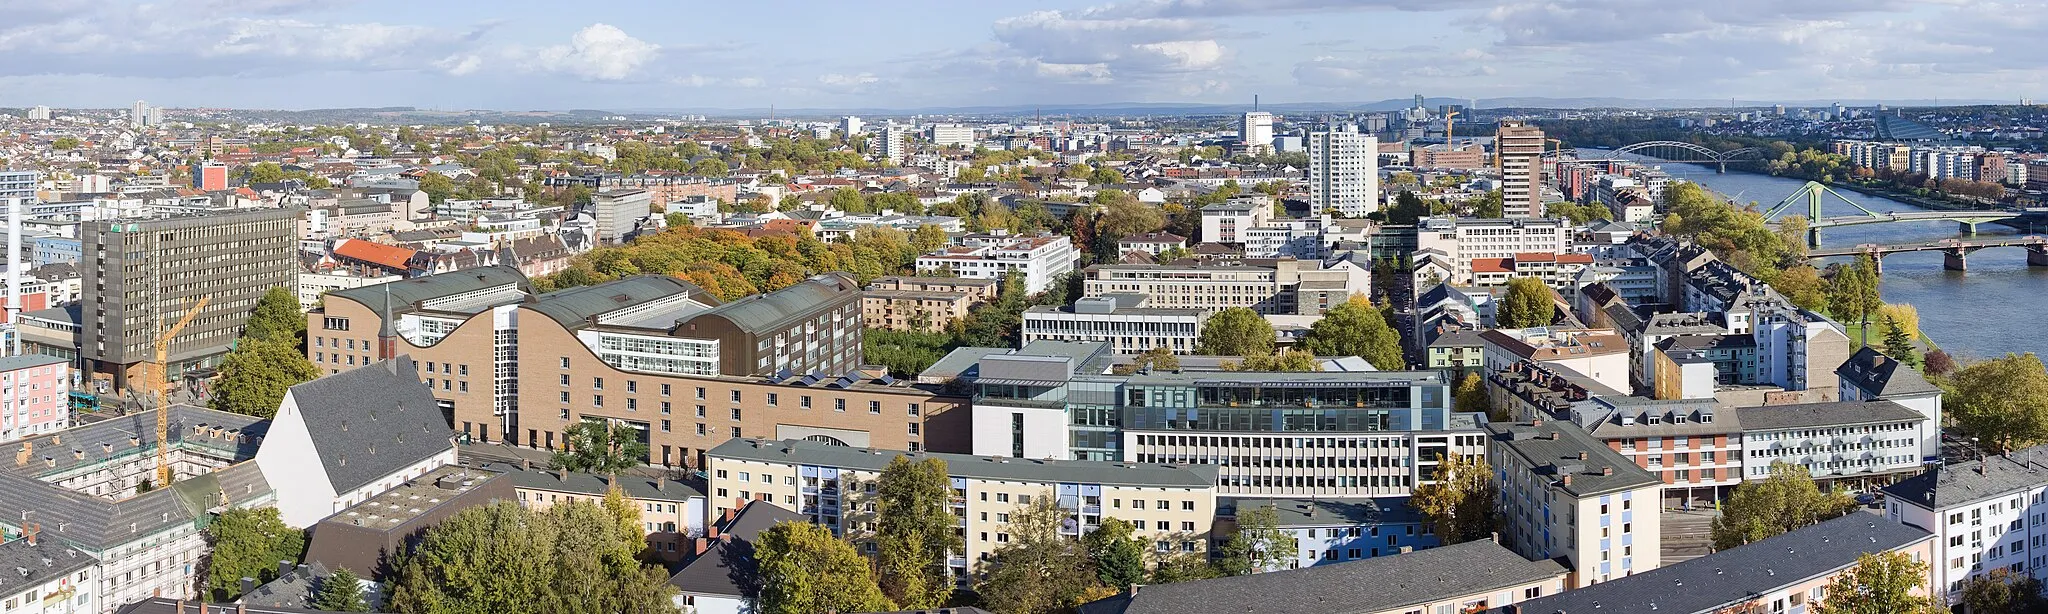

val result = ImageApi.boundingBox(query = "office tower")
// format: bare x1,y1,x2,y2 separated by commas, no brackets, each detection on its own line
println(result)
877,123,908,165
841,116,864,137
591,188,652,243
1240,111,1274,149
191,162,228,191
1307,123,1379,217
81,208,299,391
1495,120,1546,218
928,124,975,148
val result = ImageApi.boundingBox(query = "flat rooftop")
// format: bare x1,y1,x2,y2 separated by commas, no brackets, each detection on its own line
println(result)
327,464,495,531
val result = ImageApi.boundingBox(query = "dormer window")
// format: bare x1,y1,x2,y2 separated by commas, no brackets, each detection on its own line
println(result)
1645,415,1661,425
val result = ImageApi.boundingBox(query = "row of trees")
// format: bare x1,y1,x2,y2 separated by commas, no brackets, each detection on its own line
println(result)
1195,297,1404,371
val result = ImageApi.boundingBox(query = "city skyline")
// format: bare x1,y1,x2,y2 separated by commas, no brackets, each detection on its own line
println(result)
3,0,2043,111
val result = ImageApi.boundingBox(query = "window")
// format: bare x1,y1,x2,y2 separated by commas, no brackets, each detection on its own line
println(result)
731,390,742,403
560,357,571,368
696,423,706,436
697,405,707,418
768,393,779,406
696,387,706,400
459,381,469,393
322,317,349,330
662,402,672,414
731,408,743,421
626,398,636,411
908,402,920,416
661,420,671,432
560,391,571,403
626,380,637,393
593,395,604,407
835,399,847,412
459,364,469,376
560,374,571,386
870,400,882,414
731,427,742,438
801,396,813,409
908,423,920,435
593,377,604,390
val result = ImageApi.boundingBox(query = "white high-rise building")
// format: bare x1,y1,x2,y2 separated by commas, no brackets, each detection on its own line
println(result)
129,100,148,128
1240,111,1274,149
929,124,975,148
146,107,162,126
26,106,50,121
841,115,864,137
1307,123,1379,217
877,124,908,165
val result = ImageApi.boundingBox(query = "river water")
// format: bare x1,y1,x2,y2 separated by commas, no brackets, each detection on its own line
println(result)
1614,160,2045,360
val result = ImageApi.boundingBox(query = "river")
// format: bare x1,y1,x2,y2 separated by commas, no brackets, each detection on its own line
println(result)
1591,155,2046,360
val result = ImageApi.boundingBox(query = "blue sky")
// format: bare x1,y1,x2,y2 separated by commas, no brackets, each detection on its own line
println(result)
2,0,2041,110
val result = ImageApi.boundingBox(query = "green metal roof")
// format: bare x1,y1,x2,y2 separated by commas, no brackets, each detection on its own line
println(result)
526,275,712,329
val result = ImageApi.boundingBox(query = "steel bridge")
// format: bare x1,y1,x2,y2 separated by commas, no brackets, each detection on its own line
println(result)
1547,141,1767,172
1805,236,2048,273
1761,181,2022,247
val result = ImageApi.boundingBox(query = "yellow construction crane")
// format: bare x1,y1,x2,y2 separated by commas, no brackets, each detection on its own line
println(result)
152,296,209,487
1444,110,1460,143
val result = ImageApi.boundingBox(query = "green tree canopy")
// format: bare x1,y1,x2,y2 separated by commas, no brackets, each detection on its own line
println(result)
875,456,962,609
1198,307,1274,357
1453,372,1497,420
312,567,369,612
245,287,307,349
207,507,307,601
1470,190,1504,218
1879,314,1917,366
211,338,321,418
1213,503,1297,575
1945,353,2048,454
755,521,895,614
1224,349,1323,372
1411,451,1498,545
1709,462,1858,551
549,420,650,476
1827,256,1882,328
1812,551,1945,614
1497,277,1556,329
1112,346,1181,375
976,494,1099,614
51,137,80,150
1772,265,1829,313
1961,568,2048,614
1084,517,1147,591
386,500,672,614
249,162,288,184
418,172,456,204
1298,296,1404,369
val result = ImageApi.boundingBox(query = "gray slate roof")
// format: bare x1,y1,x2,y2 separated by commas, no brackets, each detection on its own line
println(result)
1221,496,1426,528
1836,346,1943,398
1078,540,1567,614
0,535,96,599
527,275,711,329
685,273,857,334
1483,419,1662,498
1497,511,1932,614
1734,400,1925,432
0,354,67,371
709,438,1219,488
286,357,455,493
328,265,528,312
1882,443,2048,511
667,501,807,597
482,462,702,502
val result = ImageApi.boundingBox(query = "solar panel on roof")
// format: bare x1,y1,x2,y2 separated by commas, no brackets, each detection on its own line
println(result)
797,374,820,386
828,376,856,389
774,368,795,382
875,374,896,385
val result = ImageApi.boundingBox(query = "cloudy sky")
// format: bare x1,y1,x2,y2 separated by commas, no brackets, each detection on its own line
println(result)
1,0,2040,110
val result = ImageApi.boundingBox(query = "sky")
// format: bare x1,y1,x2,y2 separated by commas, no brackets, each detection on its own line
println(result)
2,0,2043,111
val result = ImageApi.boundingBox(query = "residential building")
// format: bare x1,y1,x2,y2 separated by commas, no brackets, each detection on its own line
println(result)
1118,232,1187,256
841,116,864,136
0,171,37,201
1881,442,2048,598
1199,197,1274,244
1566,396,1744,507
253,357,458,527
1496,511,1936,614
1836,347,1945,462
1078,540,1569,614
666,500,806,614
877,124,909,165
295,271,399,312
190,163,227,192
1083,258,1370,316
915,234,1076,294
591,188,651,243
488,461,705,564
0,533,97,614
1223,497,1437,571
0,355,69,443
861,276,998,333
1496,120,1546,217
1021,294,1208,354
929,124,976,149
1425,329,1487,374
1486,418,1665,588
1242,217,1329,260
307,267,969,471
946,341,1486,499
1413,217,1569,286
1306,124,1378,217
0,405,275,613
705,437,1220,580
1409,143,1487,169
1736,400,1927,489
81,209,298,392
1478,328,1631,394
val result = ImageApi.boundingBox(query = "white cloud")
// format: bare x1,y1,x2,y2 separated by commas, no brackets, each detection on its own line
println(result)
818,73,881,87
522,24,659,81
436,54,484,76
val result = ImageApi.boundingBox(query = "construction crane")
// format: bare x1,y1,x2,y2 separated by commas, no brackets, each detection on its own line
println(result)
151,296,209,487
1443,109,1460,143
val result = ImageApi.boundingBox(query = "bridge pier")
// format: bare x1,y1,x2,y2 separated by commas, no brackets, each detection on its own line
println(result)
1959,221,1979,236
1944,248,1969,272
1808,227,1821,249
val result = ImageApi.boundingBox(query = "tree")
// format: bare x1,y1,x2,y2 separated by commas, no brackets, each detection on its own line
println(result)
874,457,961,609
754,521,897,614
206,507,306,601
1411,451,1498,545
386,500,673,614
1198,307,1274,356
212,338,321,418
1497,277,1555,329
1879,315,1917,366
312,567,369,612
1772,265,1829,313
1874,303,1920,344
1213,504,1297,575
1812,551,1944,614
1098,198,1165,238
1224,349,1322,372
1960,568,2048,614
1454,372,1496,419
1828,256,1882,332
550,420,649,476
246,287,307,349
1112,346,1181,375
1298,296,1404,369
249,162,288,184
1945,353,2048,453
1084,517,1147,591
418,172,456,204
1709,462,1858,551
1149,552,1221,584
975,494,1096,614
51,137,80,150
1470,190,1504,218
911,224,949,254
1923,350,1958,377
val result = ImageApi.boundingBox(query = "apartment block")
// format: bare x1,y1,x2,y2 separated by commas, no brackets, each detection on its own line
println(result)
1496,120,1546,218
1083,258,1370,317
862,276,998,333
915,234,1076,294
0,355,69,443
81,209,299,392
489,462,706,565
0,534,98,614
1224,497,1438,571
706,437,1219,581
591,188,651,243
1307,124,1379,217
1021,294,1207,354
1881,443,2048,599
1736,400,1927,489
1412,216,1570,287
1199,197,1273,244
1486,418,1665,588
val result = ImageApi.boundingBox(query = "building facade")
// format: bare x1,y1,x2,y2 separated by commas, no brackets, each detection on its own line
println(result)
1306,124,1379,217
1496,120,1546,217
1486,418,1665,588
861,276,997,333
1882,443,2048,599
591,188,651,243
1021,295,1207,354
0,355,69,444
915,234,1076,294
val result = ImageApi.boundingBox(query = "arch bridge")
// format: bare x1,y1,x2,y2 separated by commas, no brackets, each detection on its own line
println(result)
1805,236,2048,273
1547,141,1767,172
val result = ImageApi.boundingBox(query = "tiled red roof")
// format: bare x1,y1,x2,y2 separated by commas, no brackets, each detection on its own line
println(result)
333,239,417,271
1471,258,1513,273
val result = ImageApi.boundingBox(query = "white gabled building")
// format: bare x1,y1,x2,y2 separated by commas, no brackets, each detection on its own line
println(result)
254,357,459,528
1881,443,2048,599
915,233,1076,294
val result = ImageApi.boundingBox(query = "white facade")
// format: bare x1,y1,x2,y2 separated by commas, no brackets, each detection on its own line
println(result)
1307,124,1379,217
971,402,1072,459
1243,217,1328,260
1882,446,2048,599
1413,216,1569,284
929,124,975,148
1740,417,1923,481
1199,197,1273,244
1488,420,1665,589
1021,301,1207,354
840,116,863,136
298,272,401,312
1240,112,1274,149
915,235,1076,294
591,189,652,243
876,124,908,165
253,388,458,528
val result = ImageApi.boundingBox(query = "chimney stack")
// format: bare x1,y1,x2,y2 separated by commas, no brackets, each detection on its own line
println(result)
1561,475,1573,486
695,537,710,555
1577,451,1588,460
1602,467,1614,476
